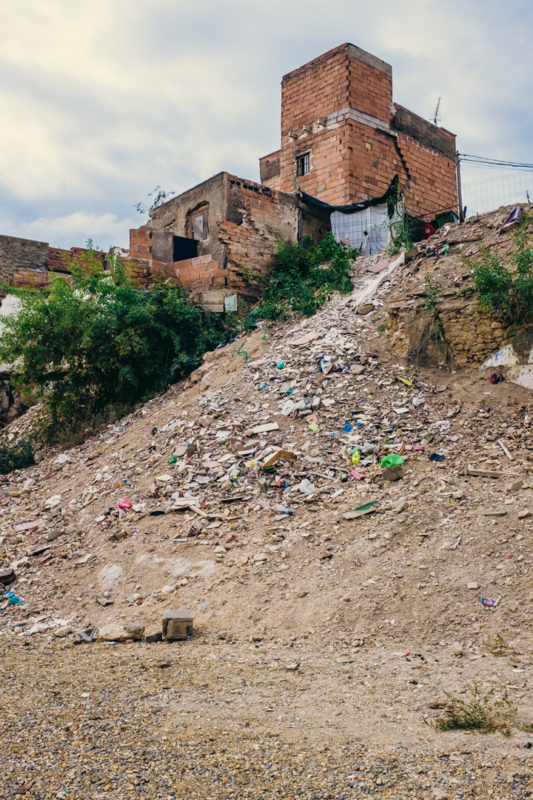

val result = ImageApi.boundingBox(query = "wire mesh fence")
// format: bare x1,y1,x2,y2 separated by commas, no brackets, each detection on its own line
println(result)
461,169,533,217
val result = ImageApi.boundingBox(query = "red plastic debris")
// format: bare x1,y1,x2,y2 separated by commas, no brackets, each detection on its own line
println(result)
117,497,132,510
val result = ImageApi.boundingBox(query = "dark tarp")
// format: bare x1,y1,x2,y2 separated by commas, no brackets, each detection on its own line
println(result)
299,175,400,214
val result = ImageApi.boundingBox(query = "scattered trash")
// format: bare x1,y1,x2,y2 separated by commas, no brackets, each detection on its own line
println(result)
343,422,353,432
117,497,133,510
489,372,504,384
317,355,333,374
4,590,23,605
273,504,294,516
349,470,364,480
237,343,249,363
396,376,413,387
481,597,498,608
343,501,377,520
499,205,522,234
263,449,297,468
380,454,405,468
276,361,285,370
167,455,178,464
428,453,446,462
497,439,513,462
351,449,361,464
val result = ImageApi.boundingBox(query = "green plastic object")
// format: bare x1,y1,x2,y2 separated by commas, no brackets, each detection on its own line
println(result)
276,361,285,370
381,453,405,468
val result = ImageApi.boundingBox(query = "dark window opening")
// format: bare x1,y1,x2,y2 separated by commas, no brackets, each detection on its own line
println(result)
296,152,310,176
172,235,198,261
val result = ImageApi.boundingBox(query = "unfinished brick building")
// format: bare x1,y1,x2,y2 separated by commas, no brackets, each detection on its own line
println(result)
127,43,459,307
260,42,459,218
1,43,459,310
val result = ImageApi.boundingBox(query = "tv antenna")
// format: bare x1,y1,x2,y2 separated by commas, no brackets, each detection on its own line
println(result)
433,97,442,126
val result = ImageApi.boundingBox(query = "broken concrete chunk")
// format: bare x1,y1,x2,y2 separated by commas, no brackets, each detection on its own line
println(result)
98,622,144,642
162,609,193,641
251,422,279,435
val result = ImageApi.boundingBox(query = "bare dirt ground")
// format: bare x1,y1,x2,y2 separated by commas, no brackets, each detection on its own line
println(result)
1,223,532,798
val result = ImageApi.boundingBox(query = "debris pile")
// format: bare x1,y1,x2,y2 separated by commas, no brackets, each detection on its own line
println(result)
0,206,531,656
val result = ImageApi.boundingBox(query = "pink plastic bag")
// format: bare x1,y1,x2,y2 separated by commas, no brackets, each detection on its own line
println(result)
118,497,132,510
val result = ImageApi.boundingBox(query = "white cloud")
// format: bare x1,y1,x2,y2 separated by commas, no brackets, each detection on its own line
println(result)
0,0,531,246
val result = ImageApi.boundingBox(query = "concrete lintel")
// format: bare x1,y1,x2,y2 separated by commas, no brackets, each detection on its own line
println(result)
326,107,395,136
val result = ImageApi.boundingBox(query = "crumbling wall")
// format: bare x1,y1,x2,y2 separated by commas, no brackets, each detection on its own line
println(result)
147,173,228,267
0,235,49,283
218,178,299,301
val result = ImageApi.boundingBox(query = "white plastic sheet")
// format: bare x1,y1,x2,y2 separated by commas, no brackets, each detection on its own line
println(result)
331,204,391,255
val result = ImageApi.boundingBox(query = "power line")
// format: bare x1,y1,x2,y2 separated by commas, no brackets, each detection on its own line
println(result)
458,153,533,170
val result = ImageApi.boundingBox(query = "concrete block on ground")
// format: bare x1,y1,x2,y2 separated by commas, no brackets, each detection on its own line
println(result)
162,609,193,641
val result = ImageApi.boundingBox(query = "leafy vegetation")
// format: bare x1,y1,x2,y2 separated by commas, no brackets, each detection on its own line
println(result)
422,276,444,341
0,437,35,474
0,251,235,442
388,216,415,254
469,230,533,324
434,687,517,735
247,233,358,322
134,185,175,216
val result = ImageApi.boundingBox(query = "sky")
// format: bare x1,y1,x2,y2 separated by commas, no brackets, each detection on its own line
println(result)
1,0,532,249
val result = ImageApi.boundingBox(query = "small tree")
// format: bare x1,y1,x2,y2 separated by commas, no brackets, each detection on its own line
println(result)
0,252,230,442
470,232,533,325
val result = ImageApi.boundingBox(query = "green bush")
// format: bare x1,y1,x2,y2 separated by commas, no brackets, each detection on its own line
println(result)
0,437,35,474
0,252,235,442
247,233,358,323
470,233,533,324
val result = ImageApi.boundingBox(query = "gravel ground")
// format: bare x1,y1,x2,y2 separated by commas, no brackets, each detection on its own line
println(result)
1,639,531,799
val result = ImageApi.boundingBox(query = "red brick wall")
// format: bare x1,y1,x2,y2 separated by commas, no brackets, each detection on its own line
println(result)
281,47,351,135
129,227,153,260
271,43,458,218
396,132,458,217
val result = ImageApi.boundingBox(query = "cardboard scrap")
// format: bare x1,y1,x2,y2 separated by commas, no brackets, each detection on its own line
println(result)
263,449,297,468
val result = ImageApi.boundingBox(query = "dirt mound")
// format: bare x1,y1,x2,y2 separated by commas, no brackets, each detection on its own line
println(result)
1,209,532,793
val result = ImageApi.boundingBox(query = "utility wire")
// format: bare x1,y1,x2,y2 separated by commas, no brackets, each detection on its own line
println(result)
458,153,533,170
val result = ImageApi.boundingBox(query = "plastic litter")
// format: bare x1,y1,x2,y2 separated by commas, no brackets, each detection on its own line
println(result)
167,455,178,464
343,422,353,433
396,376,413,387
349,470,364,480
273,504,294,516
317,355,333,374
117,497,133,510
489,372,504,384
4,590,23,605
481,597,498,607
276,361,285,370
351,449,361,464
380,453,405,468
428,453,446,462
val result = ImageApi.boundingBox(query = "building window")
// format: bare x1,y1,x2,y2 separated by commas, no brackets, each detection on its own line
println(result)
296,152,310,176
188,204,209,241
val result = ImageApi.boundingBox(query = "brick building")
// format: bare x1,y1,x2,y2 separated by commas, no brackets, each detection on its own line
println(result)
260,42,459,219
1,43,459,308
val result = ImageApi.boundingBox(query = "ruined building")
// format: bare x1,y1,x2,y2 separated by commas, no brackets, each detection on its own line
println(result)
127,43,459,309
1,43,459,310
